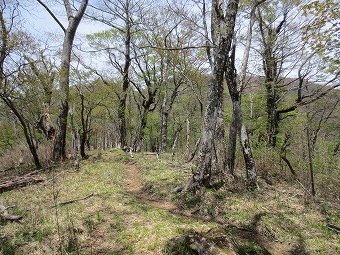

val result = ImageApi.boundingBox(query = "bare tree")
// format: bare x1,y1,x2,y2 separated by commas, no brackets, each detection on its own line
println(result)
225,0,265,189
86,0,144,149
184,0,239,193
37,0,88,161
0,1,42,169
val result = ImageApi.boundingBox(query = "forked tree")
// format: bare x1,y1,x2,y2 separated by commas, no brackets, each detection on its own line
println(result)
37,0,88,161
184,0,239,192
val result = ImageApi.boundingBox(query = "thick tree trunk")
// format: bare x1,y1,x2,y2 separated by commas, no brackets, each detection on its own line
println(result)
38,113,55,141
185,0,239,193
240,121,258,190
40,0,88,161
134,109,149,152
185,75,227,191
257,10,287,147
53,99,69,161
118,11,131,148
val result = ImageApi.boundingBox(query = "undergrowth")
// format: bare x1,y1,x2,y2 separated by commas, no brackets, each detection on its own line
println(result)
134,152,340,255
0,150,214,255
1,150,339,254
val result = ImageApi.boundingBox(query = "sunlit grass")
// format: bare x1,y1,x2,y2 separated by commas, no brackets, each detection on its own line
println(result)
1,150,339,254
0,151,214,255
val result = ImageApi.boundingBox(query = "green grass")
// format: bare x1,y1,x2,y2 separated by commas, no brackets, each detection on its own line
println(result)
0,151,214,255
1,150,339,254
133,153,340,255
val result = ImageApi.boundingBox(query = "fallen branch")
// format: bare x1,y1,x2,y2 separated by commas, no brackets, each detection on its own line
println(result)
50,193,94,208
0,176,45,193
327,223,340,234
0,200,22,222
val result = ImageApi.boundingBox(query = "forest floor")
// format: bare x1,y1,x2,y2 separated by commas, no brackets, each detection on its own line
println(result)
0,149,339,254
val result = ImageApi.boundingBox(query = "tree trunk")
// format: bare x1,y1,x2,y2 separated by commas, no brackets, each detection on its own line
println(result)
118,7,131,148
257,9,286,147
240,121,258,190
171,125,182,161
69,105,79,162
160,100,168,153
185,0,239,193
2,97,42,169
118,94,127,148
134,109,149,152
186,118,191,158
79,94,89,159
225,0,262,189
266,84,279,147
38,0,88,161
306,125,315,197
227,103,239,175
26,55,56,141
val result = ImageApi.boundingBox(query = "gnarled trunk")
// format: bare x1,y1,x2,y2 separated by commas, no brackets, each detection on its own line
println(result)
185,0,239,193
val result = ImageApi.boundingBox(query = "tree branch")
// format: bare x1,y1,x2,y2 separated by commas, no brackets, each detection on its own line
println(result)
37,0,66,33
50,193,94,208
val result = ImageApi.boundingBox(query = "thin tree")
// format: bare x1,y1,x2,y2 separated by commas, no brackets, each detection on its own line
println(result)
225,0,264,189
86,0,142,148
0,2,42,169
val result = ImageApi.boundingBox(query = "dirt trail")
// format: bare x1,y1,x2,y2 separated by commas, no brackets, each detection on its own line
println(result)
123,162,292,255
124,163,177,211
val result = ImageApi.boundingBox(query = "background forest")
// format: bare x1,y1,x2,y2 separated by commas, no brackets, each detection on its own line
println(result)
1,0,340,254
0,0,339,199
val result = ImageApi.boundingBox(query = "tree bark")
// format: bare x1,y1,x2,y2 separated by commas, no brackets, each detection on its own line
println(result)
0,175,45,194
38,0,88,161
160,89,169,153
185,0,239,192
257,9,286,147
306,125,315,197
171,125,182,160
240,122,258,190
69,105,79,163
118,1,132,148
25,54,56,141
226,0,262,189
186,118,191,158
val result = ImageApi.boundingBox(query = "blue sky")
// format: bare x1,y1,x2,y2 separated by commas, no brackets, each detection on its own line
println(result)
22,1,105,42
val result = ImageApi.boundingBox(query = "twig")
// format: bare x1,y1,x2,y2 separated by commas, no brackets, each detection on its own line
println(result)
0,201,22,222
295,179,313,197
50,193,95,208
327,223,340,234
